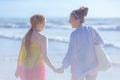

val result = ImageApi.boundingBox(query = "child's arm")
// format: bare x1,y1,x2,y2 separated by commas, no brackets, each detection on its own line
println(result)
41,36,56,72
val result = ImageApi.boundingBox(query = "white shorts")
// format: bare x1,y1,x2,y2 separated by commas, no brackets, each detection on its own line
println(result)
71,68,98,80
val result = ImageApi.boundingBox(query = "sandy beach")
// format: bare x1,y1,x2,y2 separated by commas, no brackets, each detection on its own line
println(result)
0,17,120,80
0,36,120,80
0,0,120,79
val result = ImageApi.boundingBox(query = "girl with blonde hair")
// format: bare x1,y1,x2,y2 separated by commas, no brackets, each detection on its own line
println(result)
15,13,56,80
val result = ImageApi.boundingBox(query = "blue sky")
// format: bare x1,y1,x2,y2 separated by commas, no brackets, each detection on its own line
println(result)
0,0,120,18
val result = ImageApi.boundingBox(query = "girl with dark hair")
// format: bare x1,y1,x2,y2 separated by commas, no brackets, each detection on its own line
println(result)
58,7,104,80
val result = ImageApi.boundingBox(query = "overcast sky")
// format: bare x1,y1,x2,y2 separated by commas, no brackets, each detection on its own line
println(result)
0,0,120,18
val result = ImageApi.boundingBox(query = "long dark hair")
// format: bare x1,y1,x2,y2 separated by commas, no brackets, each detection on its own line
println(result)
71,6,88,23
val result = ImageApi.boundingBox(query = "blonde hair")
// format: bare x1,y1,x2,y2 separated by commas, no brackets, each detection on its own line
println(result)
71,6,88,23
25,13,45,57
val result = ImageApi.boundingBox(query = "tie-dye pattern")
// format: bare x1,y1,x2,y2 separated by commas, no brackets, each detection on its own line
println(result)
16,43,46,80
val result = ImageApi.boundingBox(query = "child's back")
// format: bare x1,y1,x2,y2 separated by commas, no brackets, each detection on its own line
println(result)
17,30,47,80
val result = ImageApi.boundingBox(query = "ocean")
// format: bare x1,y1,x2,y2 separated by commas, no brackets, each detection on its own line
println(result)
0,18,120,80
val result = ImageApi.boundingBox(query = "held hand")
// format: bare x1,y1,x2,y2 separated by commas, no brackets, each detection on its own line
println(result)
55,66,64,73
55,68,64,73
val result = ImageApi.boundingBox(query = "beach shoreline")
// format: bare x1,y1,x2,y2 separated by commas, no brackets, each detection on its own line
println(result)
0,37,120,80
0,17,120,80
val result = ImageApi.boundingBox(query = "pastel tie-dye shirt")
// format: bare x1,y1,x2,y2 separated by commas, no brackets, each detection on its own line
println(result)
16,30,46,80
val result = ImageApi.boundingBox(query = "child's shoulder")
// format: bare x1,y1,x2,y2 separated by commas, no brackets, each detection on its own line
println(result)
38,33,47,41
22,37,25,43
